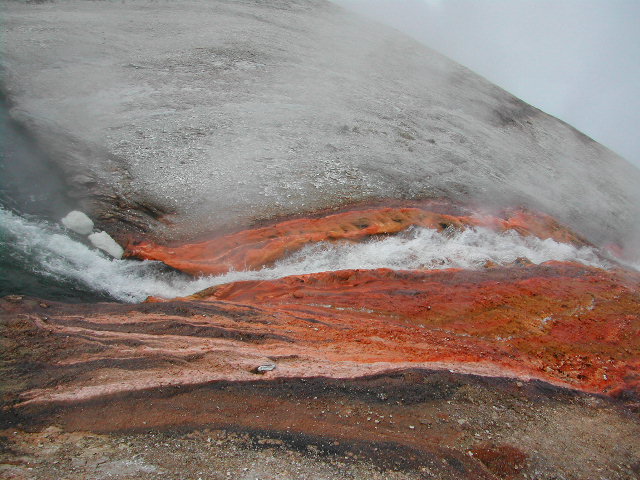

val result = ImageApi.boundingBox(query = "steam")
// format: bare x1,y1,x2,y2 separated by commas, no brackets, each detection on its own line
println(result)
0,207,616,304
333,0,640,168
3,0,639,255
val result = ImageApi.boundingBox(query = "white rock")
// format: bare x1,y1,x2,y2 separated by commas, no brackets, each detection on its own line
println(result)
61,210,94,235
88,231,124,259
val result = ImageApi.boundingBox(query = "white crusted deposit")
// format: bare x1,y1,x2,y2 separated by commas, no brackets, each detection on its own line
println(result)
88,231,124,259
61,210,94,235
2,0,639,255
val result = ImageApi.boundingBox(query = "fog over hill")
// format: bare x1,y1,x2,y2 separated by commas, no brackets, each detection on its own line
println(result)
2,0,639,255
334,0,640,169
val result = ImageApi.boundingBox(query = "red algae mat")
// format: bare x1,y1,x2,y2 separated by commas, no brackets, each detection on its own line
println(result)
188,262,639,397
2,262,639,478
126,204,588,276
121,204,640,398
0,204,617,403
1,262,638,404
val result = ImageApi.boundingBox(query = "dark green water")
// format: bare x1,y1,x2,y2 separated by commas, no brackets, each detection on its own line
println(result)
0,213,112,303
0,95,102,301
0,96,161,302
0,205,206,303
0,96,215,303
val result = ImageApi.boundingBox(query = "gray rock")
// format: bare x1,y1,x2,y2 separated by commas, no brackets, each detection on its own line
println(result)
2,0,639,254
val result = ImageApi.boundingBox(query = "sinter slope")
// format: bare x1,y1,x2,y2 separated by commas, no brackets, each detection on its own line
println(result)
2,0,639,252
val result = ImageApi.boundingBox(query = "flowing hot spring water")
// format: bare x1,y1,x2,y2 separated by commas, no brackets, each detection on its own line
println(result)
0,204,614,303
0,93,626,303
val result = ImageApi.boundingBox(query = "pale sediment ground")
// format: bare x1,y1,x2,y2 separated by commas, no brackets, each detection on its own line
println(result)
2,377,639,480
0,428,429,480
2,0,639,253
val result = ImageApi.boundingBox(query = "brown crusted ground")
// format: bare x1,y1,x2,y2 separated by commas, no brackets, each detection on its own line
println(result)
1,261,640,478
1,345,639,479
3,389,638,480
1,263,638,411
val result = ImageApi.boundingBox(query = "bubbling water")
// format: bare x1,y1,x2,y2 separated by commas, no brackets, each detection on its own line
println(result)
0,207,614,303
0,207,213,302
211,225,610,285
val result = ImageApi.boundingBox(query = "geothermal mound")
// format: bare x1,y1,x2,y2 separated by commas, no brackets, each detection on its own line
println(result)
3,0,640,250
1,1,639,479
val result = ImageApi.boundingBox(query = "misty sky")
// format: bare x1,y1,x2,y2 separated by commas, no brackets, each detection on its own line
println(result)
333,0,640,169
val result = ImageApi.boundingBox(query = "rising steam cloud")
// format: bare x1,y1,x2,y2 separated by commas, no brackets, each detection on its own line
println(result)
333,0,640,168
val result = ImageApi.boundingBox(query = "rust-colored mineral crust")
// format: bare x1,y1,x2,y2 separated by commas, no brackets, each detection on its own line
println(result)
2,263,637,412
189,263,640,397
109,204,639,400
2,204,639,479
126,205,589,276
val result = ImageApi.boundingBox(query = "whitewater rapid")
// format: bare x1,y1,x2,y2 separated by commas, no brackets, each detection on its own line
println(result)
1,207,618,303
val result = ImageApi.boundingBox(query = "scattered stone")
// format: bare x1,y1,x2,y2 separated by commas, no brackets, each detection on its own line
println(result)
253,364,277,374
70,174,96,186
4,295,23,303
513,256,533,266
470,443,528,477
257,438,284,446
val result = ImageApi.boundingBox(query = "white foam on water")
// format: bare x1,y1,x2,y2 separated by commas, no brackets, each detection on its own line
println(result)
61,210,94,235
207,225,611,287
1,207,214,302
88,231,125,259
0,207,616,303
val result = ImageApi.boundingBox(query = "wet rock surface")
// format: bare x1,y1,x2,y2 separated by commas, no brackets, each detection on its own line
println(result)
1,206,639,478
2,261,639,405
126,203,591,276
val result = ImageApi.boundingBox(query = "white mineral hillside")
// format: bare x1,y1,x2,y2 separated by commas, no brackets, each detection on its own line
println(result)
2,0,639,253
